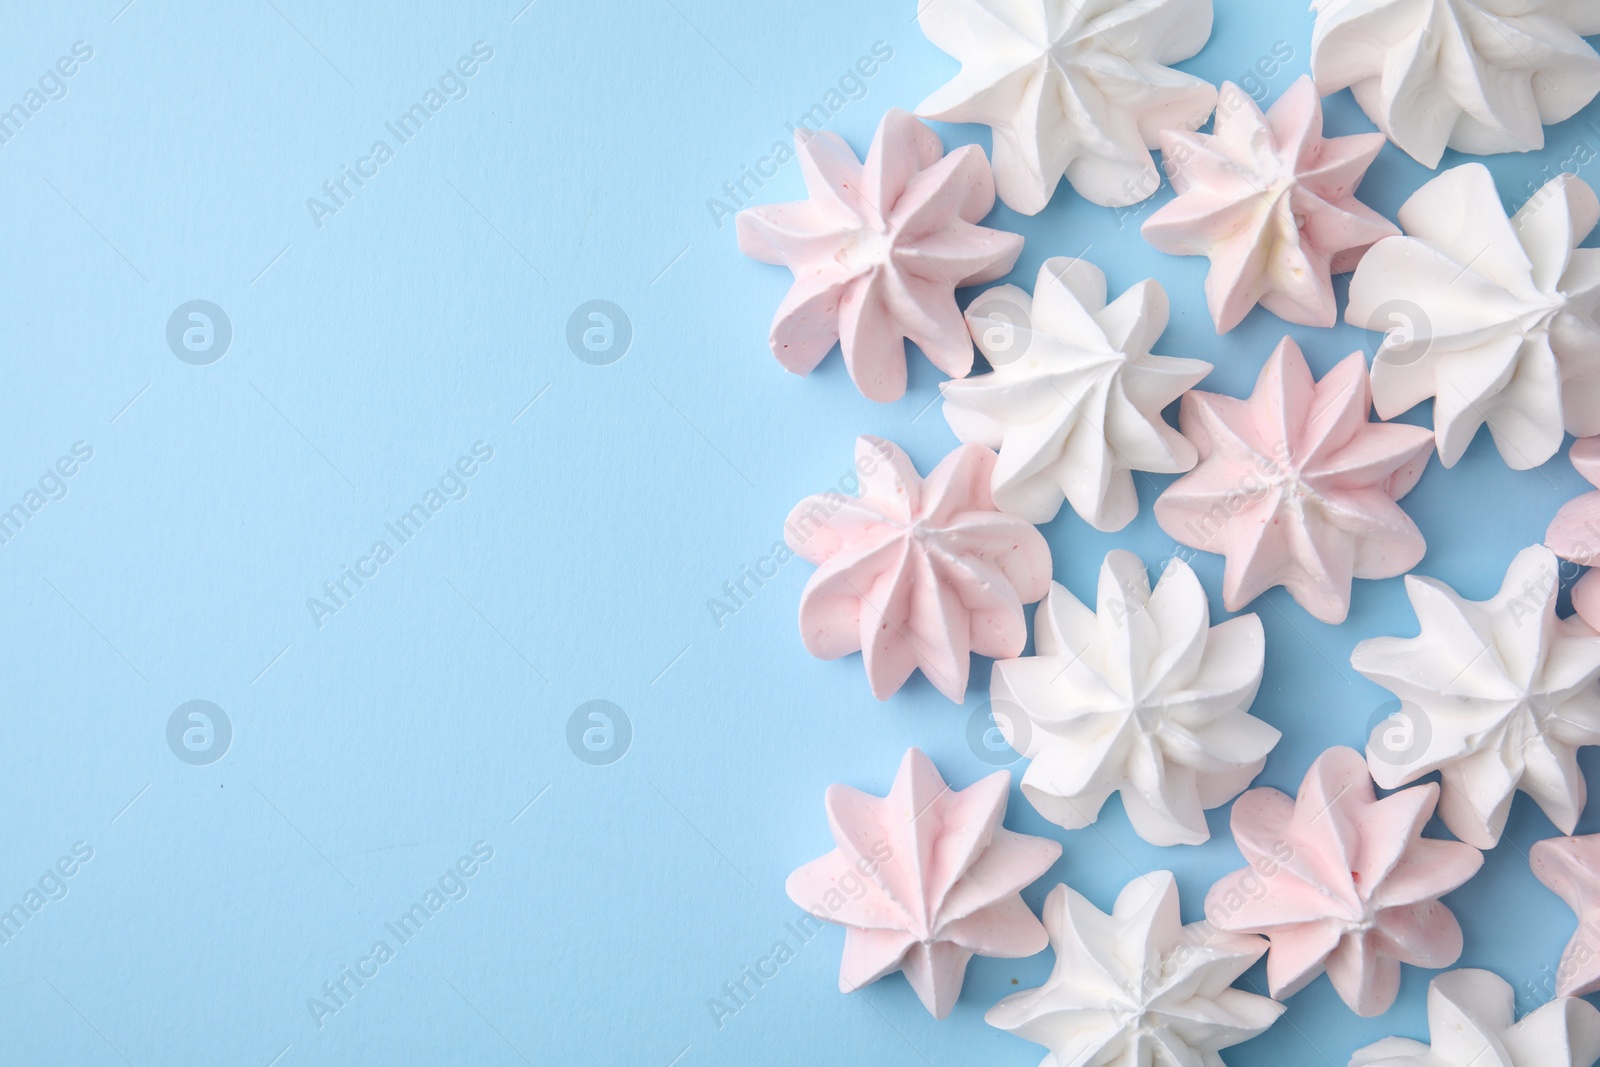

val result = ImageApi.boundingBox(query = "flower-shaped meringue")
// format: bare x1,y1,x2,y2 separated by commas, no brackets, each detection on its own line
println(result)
1153,336,1434,624
991,550,1279,846
940,257,1211,530
915,0,1218,214
1311,0,1600,168
784,437,1051,703
735,108,1023,402
1532,834,1600,999
786,748,1061,1018
1548,438,1600,631
1352,545,1600,849
987,870,1283,1066
1351,968,1600,1067
1205,746,1483,1017
1142,75,1398,332
1346,164,1600,469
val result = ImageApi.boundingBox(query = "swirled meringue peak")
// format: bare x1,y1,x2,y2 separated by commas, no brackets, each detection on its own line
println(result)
786,748,1061,1019
784,437,1052,703
1311,0,1600,168
915,0,1218,213
990,550,1279,846
735,108,1023,402
1346,164,1600,469
1205,746,1483,1017
1142,75,1397,332
1351,968,1600,1067
940,257,1211,530
986,871,1283,1066
1351,545,1600,849
1547,438,1600,631
1153,336,1434,624
1532,834,1600,999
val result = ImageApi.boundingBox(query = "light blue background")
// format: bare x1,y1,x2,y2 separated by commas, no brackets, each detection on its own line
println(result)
1,1,1598,1064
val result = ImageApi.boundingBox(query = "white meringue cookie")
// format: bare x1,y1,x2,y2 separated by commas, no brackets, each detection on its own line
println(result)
1351,545,1600,849
1312,0,1600,168
916,0,1218,213
1351,968,1600,1067
1347,164,1600,469
940,258,1211,530
991,550,1279,846
987,871,1283,1067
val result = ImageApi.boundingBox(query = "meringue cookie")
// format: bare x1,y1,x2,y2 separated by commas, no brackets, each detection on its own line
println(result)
786,748,1061,1018
1531,834,1600,999
987,870,1283,1066
1351,545,1600,849
1206,746,1483,1017
1311,0,1600,168
736,108,1023,402
1548,438,1600,631
940,257,1211,530
990,550,1280,846
1350,968,1600,1067
1153,336,1434,624
1143,76,1397,332
1346,164,1600,469
916,0,1218,213
784,437,1052,703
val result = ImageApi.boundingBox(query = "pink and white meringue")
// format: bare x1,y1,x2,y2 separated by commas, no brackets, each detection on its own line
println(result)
987,870,1283,1066
1351,968,1600,1067
940,257,1211,530
1346,165,1600,469
1351,545,1600,849
735,108,1023,402
784,437,1052,703
1532,833,1600,999
1312,0,1600,168
1153,336,1434,624
915,0,1218,214
1142,75,1397,332
1548,438,1600,631
991,550,1279,846
786,747,1061,1019
1205,746,1483,1017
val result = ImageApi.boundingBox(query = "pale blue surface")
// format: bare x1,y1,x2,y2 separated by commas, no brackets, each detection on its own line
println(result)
1,2,1598,1064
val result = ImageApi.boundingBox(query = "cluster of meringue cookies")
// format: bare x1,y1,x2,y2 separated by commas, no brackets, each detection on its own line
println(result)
736,0,1600,1063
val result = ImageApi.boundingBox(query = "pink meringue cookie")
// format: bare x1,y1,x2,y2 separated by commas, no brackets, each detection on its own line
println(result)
784,437,1052,703
786,747,1061,1019
1153,336,1434,623
1143,76,1397,333
1532,833,1600,998
736,108,1024,402
1205,746,1483,1017
1548,438,1600,631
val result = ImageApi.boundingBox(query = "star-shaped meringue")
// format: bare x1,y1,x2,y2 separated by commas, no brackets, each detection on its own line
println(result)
1206,746,1483,1017
939,257,1211,530
1346,164,1600,469
915,0,1219,214
1153,336,1435,624
736,108,1023,402
786,748,1061,1018
1548,438,1600,631
991,550,1280,846
1312,0,1600,168
784,437,1052,703
1352,545,1600,849
1532,834,1600,999
1142,76,1398,332
987,870,1283,1066
1351,968,1600,1066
